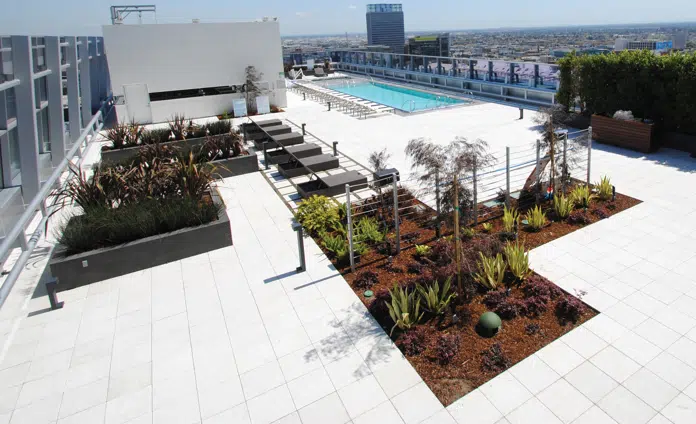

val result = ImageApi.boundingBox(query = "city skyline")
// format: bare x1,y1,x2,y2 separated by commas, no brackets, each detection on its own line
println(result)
2,0,696,36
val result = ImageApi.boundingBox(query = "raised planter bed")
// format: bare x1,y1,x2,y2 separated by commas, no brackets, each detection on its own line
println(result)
100,136,212,165
49,191,232,291
591,114,655,153
278,154,339,178
267,143,322,165
201,146,259,178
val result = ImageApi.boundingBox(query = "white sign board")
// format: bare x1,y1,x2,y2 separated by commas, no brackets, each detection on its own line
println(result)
256,96,270,115
306,59,315,69
232,99,248,117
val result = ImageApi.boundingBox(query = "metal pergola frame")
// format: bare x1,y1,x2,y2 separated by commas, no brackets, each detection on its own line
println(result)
110,5,157,24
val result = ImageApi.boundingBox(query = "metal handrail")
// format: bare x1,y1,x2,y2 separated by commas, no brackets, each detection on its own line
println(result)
0,95,114,309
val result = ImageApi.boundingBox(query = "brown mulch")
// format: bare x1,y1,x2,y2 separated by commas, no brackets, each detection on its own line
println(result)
315,190,641,406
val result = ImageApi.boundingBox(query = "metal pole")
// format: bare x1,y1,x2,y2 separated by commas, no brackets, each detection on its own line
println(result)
505,147,511,208
562,134,568,194
346,184,355,272
435,172,441,238
392,174,400,254
46,278,64,310
263,142,269,170
453,174,462,292
333,141,338,157
587,126,593,187
535,140,541,202
328,102,331,111
292,222,306,272
473,157,478,225
302,123,306,135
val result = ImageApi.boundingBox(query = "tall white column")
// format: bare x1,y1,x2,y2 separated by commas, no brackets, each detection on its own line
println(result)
78,36,92,127
65,37,80,143
45,37,65,167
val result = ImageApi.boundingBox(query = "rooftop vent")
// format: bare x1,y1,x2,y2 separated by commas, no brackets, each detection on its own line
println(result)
192,18,200,23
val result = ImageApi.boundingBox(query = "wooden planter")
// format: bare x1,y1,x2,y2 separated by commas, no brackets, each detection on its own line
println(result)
49,190,232,290
591,114,655,153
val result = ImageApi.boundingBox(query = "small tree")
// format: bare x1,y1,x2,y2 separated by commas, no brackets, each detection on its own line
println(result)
244,66,264,114
368,148,392,217
405,137,494,225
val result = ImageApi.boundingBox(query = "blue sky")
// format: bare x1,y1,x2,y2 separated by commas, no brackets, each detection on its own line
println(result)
2,0,695,36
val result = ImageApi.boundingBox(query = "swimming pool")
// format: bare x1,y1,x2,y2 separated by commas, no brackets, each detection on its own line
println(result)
325,80,467,112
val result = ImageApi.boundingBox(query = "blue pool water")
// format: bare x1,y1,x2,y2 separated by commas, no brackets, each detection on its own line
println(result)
330,81,466,112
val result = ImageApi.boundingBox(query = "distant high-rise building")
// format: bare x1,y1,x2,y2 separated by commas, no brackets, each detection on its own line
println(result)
407,33,450,57
366,4,405,54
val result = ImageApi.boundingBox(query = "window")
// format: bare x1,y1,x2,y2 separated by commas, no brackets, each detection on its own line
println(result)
35,77,48,105
0,38,13,83
36,108,50,153
8,127,20,182
6,87,16,121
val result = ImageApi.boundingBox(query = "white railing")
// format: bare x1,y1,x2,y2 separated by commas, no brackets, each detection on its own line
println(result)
0,95,114,309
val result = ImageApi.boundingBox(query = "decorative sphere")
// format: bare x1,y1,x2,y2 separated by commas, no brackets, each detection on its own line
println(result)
478,312,502,336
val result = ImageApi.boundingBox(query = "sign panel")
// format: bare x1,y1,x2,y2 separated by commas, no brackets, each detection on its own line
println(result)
232,99,248,117
256,96,270,115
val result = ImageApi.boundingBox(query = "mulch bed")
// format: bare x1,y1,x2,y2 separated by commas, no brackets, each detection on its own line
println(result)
315,187,641,406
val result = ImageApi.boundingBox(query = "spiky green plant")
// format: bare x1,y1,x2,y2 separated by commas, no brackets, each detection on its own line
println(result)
502,206,519,233
553,194,574,219
106,123,130,149
414,244,431,257
525,205,547,232
296,196,342,235
169,114,188,140
482,222,493,233
503,242,531,281
462,227,475,240
355,217,385,244
417,278,456,315
474,253,506,290
595,176,612,201
386,285,423,335
570,185,596,209
322,233,348,260
170,152,215,201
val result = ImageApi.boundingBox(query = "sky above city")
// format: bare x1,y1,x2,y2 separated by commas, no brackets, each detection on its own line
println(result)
2,0,695,36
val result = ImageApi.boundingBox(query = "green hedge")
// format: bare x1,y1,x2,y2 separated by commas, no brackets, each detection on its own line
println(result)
557,50,696,135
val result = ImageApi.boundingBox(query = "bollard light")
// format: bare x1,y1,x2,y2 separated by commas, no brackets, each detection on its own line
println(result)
292,221,306,273
302,123,306,135
333,141,338,157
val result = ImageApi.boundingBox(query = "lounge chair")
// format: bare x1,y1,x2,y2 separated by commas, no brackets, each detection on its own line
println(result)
314,67,326,77
267,143,321,165
278,154,339,178
255,131,303,150
297,171,367,198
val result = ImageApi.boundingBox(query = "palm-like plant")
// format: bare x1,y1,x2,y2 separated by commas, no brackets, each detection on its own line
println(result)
473,252,506,290
386,285,423,335
106,123,130,149
417,278,456,315
171,152,214,200
553,194,574,219
525,205,547,231
502,206,519,233
169,114,188,140
503,242,531,281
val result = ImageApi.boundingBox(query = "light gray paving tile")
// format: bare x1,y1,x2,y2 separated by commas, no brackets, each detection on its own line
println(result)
536,341,584,377
660,393,696,424
202,403,250,424
565,361,619,403
560,327,607,359
324,350,372,390
298,392,350,424
421,409,457,424
371,356,421,398
105,385,153,424
597,386,656,424
571,406,619,424
623,368,680,411
646,351,696,391
611,331,661,365
447,389,502,424
240,360,286,400
57,404,106,424
667,337,696,369
278,345,323,382
59,377,109,419
246,384,296,424
7,393,62,424
353,401,403,424
505,397,562,424
633,318,681,350
337,375,389,419
509,354,560,395
390,382,443,424
537,379,592,423
479,373,532,416
286,367,335,409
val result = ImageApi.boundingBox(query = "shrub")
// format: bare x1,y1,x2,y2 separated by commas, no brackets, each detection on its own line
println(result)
592,207,609,220
481,343,511,372
435,333,461,365
553,194,574,219
355,217,385,245
483,288,508,310
322,233,348,260
595,176,613,201
482,222,493,233
504,242,531,281
523,275,563,301
398,327,427,356
58,197,221,255
414,244,431,257
570,185,595,209
105,123,130,149
525,205,547,232
525,323,541,335
408,261,426,274
417,278,456,315
171,152,216,200
188,125,208,139
495,297,524,319
206,120,232,136
556,296,586,324
169,114,189,140
148,128,172,144
522,296,548,318
567,210,591,225
430,238,455,266
354,270,379,289
502,206,519,233
368,289,391,322
462,227,475,240
386,285,423,335
353,242,369,257
473,253,506,290
296,196,341,235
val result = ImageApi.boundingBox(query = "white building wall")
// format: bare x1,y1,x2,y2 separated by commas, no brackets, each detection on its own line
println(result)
102,21,287,123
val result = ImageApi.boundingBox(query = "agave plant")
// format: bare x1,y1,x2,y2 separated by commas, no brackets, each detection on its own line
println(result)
570,185,596,209
502,206,519,233
473,252,506,290
417,278,456,315
503,241,531,281
553,194,574,219
525,205,547,232
595,176,612,201
386,285,423,335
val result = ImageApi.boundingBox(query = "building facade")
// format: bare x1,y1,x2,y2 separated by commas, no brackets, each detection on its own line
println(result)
366,4,405,54
103,20,287,123
0,35,110,245
407,33,450,57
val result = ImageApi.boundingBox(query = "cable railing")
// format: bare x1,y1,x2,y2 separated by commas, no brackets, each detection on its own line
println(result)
0,95,114,309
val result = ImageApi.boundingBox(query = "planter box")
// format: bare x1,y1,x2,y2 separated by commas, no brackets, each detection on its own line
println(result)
201,146,259,178
591,114,655,153
49,191,232,291
659,131,696,156
100,136,212,165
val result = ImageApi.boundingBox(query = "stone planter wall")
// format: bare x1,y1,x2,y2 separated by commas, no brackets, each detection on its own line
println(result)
49,190,232,290
201,147,259,178
100,136,213,164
